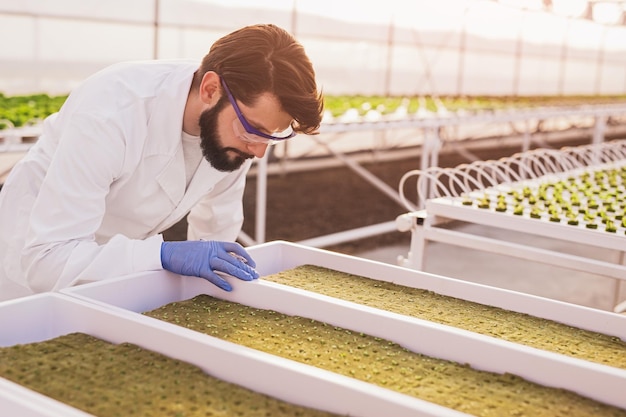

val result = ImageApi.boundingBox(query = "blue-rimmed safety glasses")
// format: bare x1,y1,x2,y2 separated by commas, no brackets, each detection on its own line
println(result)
220,78,296,145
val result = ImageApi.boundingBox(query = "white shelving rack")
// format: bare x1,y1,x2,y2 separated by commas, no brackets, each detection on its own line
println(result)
3,104,626,251
396,140,626,312
248,103,626,247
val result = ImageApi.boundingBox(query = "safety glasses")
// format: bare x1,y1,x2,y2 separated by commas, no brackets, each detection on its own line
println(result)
220,77,296,145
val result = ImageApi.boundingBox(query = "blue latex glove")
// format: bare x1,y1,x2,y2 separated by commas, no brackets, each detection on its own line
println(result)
161,240,259,291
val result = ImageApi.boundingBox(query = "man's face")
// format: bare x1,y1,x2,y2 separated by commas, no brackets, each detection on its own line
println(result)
198,85,294,172
199,96,254,172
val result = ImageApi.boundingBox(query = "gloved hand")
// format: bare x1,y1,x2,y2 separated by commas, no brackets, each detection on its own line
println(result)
161,240,259,291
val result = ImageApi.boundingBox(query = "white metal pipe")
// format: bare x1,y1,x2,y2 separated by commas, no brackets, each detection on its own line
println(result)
297,221,398,248
319,103,626,134
254,154,268,244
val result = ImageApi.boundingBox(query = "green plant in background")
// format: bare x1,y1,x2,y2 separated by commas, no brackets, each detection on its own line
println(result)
0,93,67,130
1,92,626,130
461,166,626,233
323,94,626,118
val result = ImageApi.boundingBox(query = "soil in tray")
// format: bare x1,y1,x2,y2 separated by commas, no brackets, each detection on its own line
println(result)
0,332,340,417
263,265,626,371
145,295,626,417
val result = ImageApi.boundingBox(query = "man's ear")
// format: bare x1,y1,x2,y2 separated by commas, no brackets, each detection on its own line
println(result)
199,71,220,105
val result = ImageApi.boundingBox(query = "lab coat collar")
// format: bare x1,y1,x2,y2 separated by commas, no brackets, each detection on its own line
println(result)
145,61,245,232
146,60,198,157
148,61,197,206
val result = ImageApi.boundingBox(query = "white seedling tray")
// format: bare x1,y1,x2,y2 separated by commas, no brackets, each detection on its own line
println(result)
425,195,626,251
0,378,93,417
248,241,626,340
63,241,626,411
0,292,466,417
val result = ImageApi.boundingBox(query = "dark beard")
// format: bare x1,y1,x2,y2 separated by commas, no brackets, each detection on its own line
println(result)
199,97,253,172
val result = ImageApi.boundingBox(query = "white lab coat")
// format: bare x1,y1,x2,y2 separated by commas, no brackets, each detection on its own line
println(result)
0,60,252,301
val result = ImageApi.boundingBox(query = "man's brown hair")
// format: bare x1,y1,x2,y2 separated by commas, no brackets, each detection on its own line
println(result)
193,24,324,135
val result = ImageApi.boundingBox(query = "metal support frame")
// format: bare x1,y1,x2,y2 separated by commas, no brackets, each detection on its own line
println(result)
396,141,626,312
244,103,626,249
399,212,626,311
3,104,626,256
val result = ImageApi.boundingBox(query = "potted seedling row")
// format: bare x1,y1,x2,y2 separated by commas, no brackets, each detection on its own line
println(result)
460,165,626,234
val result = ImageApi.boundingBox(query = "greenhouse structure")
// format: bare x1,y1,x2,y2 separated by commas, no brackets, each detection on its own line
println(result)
1,1,626,416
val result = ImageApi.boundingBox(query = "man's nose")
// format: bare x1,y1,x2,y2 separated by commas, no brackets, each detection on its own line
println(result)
246,142,269,158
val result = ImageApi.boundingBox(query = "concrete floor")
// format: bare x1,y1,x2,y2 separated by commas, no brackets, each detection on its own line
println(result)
356,223,626,313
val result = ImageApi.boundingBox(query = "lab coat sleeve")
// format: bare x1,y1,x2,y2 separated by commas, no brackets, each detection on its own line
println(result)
22,109,163,293
186,160,252,242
